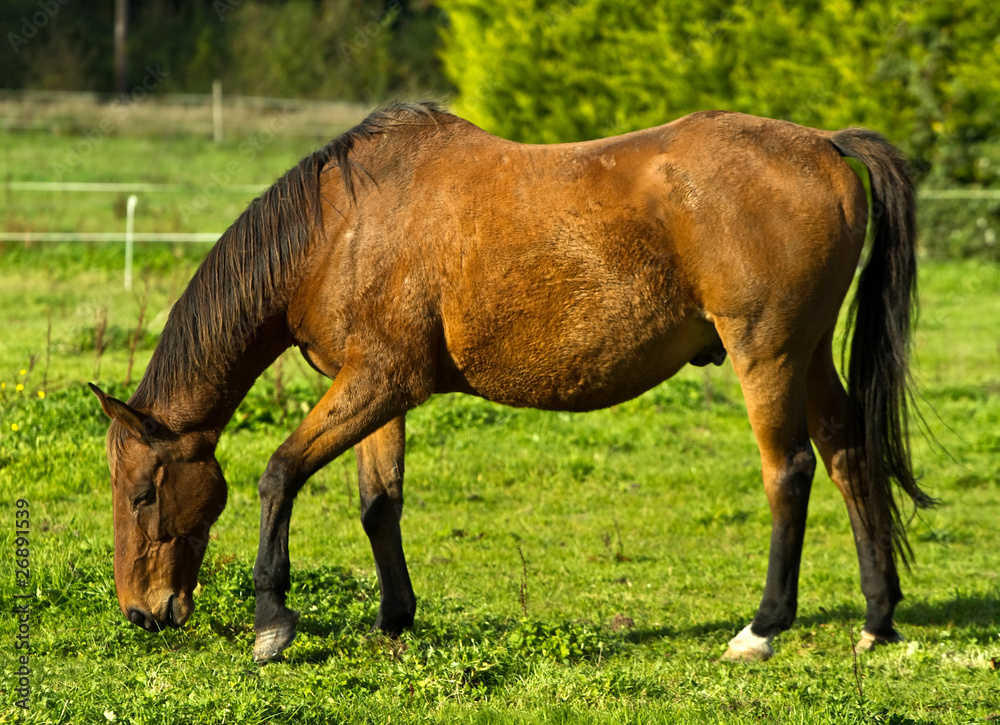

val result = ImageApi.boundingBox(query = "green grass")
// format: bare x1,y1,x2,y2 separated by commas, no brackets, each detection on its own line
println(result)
1,135,999,723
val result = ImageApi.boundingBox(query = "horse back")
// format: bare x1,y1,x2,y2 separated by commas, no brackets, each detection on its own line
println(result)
294,110,868,410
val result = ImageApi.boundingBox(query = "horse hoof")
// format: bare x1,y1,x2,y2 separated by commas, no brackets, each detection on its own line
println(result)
853,629,904,654
721,624,774,662
253,621,298,663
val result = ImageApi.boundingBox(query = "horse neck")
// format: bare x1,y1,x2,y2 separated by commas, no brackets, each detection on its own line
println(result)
128,213,304,440
128,126,352,440
136,315,292,441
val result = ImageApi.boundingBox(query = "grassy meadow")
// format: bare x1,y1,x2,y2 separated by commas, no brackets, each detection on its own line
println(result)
1,132,999,723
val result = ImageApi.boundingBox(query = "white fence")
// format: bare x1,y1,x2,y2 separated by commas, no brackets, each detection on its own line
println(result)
4,181,264,194
0,181,269,290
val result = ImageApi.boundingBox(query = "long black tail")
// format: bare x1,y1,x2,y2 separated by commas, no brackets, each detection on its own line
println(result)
830,128,936,567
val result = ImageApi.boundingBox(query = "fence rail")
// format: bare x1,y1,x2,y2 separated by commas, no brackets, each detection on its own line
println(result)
0,87,370,139
0,88,371,112
4,181,264,194
0,232,219,242
3,184,996,247
918,189,1000,200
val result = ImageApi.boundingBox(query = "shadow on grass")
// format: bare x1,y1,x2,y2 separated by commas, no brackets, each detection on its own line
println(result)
201,557,1000,667
618,624,678,645
899,594,1000,634
652,592,1000,647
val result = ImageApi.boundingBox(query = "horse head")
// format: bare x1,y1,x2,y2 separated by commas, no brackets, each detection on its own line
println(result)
90,384,227,631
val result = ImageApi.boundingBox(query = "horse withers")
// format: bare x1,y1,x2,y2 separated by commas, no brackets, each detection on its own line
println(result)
91,102,933,663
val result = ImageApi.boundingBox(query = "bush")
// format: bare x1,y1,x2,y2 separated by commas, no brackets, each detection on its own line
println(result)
439,0,911,143
0,0,450,101
439,0,1000,258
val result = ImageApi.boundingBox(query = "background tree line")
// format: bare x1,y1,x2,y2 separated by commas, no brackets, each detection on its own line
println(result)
3,0,998,254
2,0,448,103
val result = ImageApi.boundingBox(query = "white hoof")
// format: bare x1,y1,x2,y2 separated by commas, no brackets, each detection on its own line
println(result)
253,624,297,663
853,629,903,654
722,624,774,662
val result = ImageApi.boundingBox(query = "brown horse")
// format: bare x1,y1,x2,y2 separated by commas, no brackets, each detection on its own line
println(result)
91,101,933,663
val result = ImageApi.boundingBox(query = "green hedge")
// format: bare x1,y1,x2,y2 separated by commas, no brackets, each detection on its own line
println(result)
440,0,1000,258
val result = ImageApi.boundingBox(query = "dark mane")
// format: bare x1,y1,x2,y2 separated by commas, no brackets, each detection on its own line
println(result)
329,100,444,199
128,101,446,415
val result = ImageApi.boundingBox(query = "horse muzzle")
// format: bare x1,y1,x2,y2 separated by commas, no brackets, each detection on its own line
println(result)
124,593,194,631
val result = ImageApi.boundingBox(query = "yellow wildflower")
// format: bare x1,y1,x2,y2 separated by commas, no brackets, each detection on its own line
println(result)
1,382,5,389
11,423,18,432
38,390,46,399
19,369,26,375
16,383,24,392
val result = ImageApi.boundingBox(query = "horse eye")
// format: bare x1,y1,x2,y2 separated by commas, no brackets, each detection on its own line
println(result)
132,485,157,509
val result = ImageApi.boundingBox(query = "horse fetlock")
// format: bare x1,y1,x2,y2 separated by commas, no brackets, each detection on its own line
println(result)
373,602,415,636
721,624,775,663
753,598,798,635
853,628,904,654
253,589,296,627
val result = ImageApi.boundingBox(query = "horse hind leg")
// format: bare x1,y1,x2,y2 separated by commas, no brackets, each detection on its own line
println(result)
807,335,904,652
355,415,417,635
720,344,816,662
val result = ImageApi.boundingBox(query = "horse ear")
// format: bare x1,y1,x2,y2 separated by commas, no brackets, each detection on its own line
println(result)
88,383,162,441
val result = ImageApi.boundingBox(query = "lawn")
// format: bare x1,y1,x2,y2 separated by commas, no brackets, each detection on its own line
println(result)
0,132,998,724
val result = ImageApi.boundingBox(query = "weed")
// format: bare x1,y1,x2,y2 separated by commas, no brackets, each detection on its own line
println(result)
93,306,108,380
516,541,530,617
125,268,151,386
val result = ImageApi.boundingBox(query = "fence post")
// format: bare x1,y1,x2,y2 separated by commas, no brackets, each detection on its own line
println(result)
213,79,224,145
124,194,138,291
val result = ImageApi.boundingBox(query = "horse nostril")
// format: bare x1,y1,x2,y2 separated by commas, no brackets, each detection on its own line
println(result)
127,607,153,630
165,596,177,628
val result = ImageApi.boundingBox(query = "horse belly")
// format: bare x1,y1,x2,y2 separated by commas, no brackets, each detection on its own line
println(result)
440,287,710,412
435,178,709,410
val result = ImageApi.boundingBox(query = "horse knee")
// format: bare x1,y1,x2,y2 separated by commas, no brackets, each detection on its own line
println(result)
258,454,299,505
787,446,817,480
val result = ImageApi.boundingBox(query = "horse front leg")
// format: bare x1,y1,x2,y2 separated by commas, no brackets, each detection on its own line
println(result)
722,358,816,662
252,372,403,663
253,452,304,663
355,415,416,634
